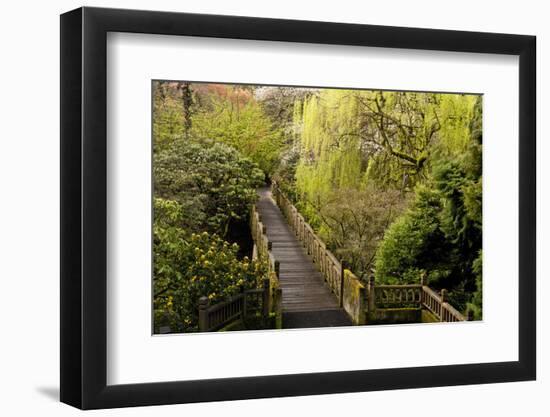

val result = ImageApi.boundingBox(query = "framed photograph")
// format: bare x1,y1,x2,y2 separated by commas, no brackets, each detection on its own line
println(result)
60,6,536,409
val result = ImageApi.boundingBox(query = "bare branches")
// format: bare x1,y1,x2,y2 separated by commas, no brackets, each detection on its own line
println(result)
304,187,407,273
353,91,442,175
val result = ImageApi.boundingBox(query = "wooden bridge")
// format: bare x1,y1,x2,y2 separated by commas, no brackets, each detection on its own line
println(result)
255,187,351,328
198,182,469,332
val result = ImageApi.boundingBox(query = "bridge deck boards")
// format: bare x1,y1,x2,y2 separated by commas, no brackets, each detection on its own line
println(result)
255,187,344,315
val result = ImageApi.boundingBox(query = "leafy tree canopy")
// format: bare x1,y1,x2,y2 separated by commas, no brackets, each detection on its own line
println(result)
154,140,264,237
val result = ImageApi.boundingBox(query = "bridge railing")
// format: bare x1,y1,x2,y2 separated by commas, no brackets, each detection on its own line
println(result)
368,278,467,322
374,284,423,307
250,204,284,328
272,182,366,324
420,285,466,322
250,205,281,281
198,286,269,332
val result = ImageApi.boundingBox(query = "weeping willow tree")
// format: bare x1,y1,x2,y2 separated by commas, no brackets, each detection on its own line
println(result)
288,88,479,278
294,90,477,201
295,90,363,216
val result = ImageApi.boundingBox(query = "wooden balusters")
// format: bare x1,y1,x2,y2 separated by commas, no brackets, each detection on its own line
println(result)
198,296,210,332
262,278,270,318
198,200,284,333
420,285,465,322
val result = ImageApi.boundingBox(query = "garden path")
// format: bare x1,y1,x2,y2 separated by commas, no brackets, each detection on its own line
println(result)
255,187,351,328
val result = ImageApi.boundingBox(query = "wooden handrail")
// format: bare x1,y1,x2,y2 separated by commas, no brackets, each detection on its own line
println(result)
249,203,283,327
206,292,245,314
197,204,284,332
250,205,281,281
198,287,269,332
376,284,423,289
440,301,466,322
421,286,466,322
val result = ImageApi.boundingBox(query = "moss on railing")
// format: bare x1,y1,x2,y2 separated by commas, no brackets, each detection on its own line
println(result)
343,270,367,325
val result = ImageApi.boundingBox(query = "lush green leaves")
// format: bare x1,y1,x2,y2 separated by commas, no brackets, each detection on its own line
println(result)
154,140,264,236
375,97,483,314
374,186,451,284
191,88,285,175
467,250,483,320
153,82,186,149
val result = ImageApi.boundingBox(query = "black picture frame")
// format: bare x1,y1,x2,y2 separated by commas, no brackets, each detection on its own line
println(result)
60,6,536,410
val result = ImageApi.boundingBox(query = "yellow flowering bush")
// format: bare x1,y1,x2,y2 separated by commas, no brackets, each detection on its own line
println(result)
153,199,267,332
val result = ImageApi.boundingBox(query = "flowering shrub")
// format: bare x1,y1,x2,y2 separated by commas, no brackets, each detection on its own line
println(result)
154,141,264,236
153,198,266,332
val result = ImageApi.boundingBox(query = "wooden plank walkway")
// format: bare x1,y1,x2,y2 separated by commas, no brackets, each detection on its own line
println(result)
256,187,351,327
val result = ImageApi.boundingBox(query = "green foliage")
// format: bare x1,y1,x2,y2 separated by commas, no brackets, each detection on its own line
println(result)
153,82,186,148
191,88,285,175
375,96,482,314
153,198,266,333
293,90,478,205
436,94,478,156
375,163,481,311
374,186,451,284
273,144,300,195
154,140,264,236
295,90,363,205
467,250,483,319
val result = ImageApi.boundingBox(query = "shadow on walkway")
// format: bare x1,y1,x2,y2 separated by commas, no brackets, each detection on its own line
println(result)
283,309,352,329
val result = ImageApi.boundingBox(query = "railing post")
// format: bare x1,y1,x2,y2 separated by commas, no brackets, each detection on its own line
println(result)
419,272,427,305
198,296,210,332
440,289,448,322
339,259,346,308
274,260,280,279
262,278,270,318
357,286,367,325
367,275,376,322
275,288,283,329
241,286,248,321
